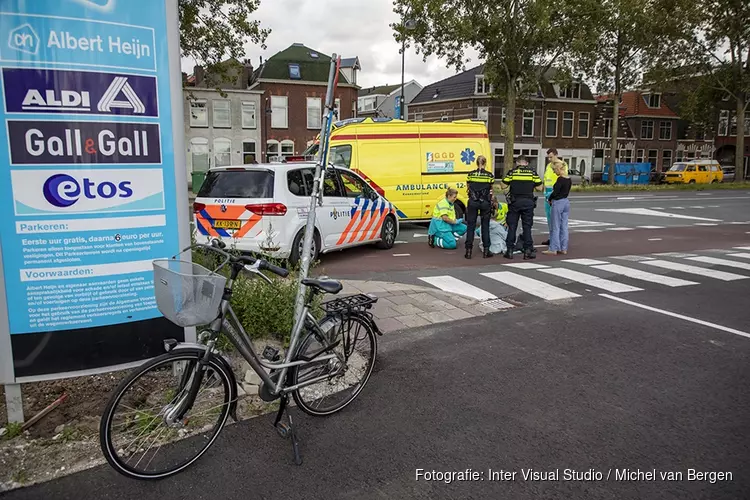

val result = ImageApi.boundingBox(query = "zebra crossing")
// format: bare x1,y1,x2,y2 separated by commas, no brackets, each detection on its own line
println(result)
416,247,750,309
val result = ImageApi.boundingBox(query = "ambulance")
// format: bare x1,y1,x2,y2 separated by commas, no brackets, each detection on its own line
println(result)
300,118,493,221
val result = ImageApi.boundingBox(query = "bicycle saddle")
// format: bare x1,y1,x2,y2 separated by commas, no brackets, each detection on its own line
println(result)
301,277,343,294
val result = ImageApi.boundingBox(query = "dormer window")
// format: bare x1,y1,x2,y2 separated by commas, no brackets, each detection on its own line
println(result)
475,75,493,95
644,92,661,108
289,63,301,79
560,83,581,99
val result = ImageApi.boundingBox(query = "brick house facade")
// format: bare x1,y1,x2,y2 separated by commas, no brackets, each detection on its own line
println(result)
248,43,359,161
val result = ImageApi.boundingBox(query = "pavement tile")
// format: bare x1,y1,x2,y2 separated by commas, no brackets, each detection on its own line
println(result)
392,303,424,315
376,317,406,333
440,294,478,306
460,305,492,316
395,314,432,328
373,297,396,307
443,308,475,320
372,305,399,319
418,311,456,324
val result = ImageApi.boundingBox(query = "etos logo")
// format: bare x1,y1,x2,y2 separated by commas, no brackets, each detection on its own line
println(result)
42,173,133,208
11,169,165,216
2,68,157,117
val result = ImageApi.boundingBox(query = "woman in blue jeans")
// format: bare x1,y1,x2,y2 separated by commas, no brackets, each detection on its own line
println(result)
543,161,572,255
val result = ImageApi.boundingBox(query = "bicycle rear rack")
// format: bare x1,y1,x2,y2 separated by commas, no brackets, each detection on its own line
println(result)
322,293,378,313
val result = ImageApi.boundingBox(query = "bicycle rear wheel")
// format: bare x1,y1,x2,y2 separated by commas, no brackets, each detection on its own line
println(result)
99,349,234,480
290,313,377,416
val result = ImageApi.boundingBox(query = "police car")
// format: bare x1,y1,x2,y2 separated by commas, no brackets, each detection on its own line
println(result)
193,162,399,265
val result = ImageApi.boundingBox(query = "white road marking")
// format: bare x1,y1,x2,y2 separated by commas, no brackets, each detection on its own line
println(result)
733,246,750,250
707,205,720,208
611,255,656,262
503,263,549,269
607,227,635,231
481,272,580,300
653,252,697,258
728,252,750,260
686,256,750,271
418,275,497,301
642,259,748,281
600,294,750,340
394,240,408,244
648,238,662,241
729,221,750,225
412,233,427,238
636,226,666,229
689,206,705,209
538,268,642,293
595,207,721,222
672,206,685,209
694,223,719,226
572,196,748,204
617,197,635,200
574,229,604,233
392,253,411,257
562,258,609,265
590,263,698,287
650,207,664,210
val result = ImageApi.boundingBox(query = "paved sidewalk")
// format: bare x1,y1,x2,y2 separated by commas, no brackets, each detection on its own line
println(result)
339,280,501,333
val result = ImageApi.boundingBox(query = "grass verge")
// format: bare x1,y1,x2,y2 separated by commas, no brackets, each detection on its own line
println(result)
570,182,750,193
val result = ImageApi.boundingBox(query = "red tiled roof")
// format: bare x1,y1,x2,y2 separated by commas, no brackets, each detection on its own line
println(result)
619,91,677,117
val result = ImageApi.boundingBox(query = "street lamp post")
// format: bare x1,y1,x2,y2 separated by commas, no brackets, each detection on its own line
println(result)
399,16,416,121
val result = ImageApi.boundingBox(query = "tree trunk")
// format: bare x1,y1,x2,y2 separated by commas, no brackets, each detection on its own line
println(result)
609,95,620,185
735,94,746,182
503,80,517,177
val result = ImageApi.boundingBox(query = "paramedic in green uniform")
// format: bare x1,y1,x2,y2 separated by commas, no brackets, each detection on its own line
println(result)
428,187,467,249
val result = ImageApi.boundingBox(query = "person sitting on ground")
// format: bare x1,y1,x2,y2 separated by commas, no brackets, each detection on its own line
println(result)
542,160,572,256
476,196,509,255
428,187,467,249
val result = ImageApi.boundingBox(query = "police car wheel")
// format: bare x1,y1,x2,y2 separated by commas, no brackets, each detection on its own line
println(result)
289,229,319,267
376,216,396,249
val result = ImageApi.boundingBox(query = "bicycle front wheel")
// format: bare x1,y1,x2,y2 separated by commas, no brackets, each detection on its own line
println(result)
99,348,234,480
291,313,377,416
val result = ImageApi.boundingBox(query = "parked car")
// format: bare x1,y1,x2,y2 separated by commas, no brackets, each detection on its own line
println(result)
567,167,591,186
722,166,735,182
193,163,399,265
663,160,723,184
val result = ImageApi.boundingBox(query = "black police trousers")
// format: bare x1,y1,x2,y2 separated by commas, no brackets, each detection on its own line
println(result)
505,197,535,252
465,199,491,250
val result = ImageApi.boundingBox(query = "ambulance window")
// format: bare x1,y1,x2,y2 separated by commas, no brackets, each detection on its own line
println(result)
339,170,375,199
198,170,274,198
329,145,352,168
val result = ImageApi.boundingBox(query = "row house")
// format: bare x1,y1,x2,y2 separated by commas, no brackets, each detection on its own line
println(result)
183,59,263,188
407,65,598,176
357,80,423,119
248,43,360,161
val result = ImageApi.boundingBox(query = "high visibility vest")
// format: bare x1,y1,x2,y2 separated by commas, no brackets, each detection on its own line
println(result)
544,161,568,189
432,197,456,220
495,202,508,223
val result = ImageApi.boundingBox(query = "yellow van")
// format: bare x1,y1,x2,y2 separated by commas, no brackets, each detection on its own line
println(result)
664,160,724,184
301,118,492,221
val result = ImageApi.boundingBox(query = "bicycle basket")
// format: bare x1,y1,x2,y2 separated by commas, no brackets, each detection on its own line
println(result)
153,259,227,327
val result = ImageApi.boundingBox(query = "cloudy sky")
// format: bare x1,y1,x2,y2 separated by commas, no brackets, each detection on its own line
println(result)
181,0,482,90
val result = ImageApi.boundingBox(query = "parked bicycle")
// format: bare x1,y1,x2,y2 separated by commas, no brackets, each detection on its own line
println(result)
98,238,381,480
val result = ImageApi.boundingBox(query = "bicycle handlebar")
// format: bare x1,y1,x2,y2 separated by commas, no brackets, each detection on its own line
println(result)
183,238,290,278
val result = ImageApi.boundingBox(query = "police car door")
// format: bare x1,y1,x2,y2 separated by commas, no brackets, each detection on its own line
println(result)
336,169,382,246
316,168,352,249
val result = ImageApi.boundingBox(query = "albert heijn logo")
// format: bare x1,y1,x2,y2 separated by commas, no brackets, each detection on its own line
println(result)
2,68,157,117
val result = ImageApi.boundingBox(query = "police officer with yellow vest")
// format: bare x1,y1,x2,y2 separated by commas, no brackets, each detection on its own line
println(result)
500,155,543,260
464,155,495,259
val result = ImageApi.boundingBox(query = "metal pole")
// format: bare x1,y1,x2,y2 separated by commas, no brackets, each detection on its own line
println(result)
400,36,405,120
5,384,23,424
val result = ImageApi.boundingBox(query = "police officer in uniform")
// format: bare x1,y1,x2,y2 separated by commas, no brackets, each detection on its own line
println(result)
464,155,495,259
500,155,543,260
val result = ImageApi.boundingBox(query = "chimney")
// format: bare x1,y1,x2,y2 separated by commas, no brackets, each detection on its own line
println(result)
194,65,205,87
242,59,253,89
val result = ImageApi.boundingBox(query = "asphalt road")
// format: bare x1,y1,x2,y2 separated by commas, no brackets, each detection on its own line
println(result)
6,276,749,500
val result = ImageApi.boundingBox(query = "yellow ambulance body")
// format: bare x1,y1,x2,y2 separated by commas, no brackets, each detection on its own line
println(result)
302,118,492,221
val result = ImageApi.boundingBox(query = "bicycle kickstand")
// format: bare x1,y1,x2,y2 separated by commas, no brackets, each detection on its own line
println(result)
274,394,303,466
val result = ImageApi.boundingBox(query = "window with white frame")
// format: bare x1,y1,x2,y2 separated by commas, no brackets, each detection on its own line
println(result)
636,149,644,162
266,140,280,161
559,83,581,99
562,111,574,138
475,75,492,95
213,100,230,128
602,118,612,138
647,149,658,168
621,148,633,163
271,96,288,129
718,110,729,136
578,112,589,138
414,113,423,122
190,137,209,172
662,149,672,170
641,120,654,139
334,98,341,120
730,112,737,136
359,96,377,112
659,121,672,140
307,97,322,129
280,140,295,158
241,101,256,128
213,138,231,167
546,110,558,137
189,99,208,127
522,109,534,137
242,141,256,164
476,106,489,123
644,93,661,108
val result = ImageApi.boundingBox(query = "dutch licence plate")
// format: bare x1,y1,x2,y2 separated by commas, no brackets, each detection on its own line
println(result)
213,220,241,230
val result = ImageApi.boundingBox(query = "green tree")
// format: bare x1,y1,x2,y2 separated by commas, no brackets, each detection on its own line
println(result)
577,0,674,184
649,0,749,181
179,0,270,84
392,0,597,176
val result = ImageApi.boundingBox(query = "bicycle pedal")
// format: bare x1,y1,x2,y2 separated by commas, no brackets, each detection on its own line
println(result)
262,345,281,361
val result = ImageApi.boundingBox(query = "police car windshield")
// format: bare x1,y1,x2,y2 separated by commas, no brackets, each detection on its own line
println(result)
198,170,274,198
669,163,687,171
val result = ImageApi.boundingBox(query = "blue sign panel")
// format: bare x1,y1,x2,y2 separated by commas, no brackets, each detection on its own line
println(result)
2,68,158,116
0,0,179,346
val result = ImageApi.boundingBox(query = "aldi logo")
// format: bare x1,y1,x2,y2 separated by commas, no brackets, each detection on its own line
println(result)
2,68,157,117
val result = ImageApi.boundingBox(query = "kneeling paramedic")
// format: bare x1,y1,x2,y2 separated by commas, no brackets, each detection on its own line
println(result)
464,155,495,259
501,155,543,260
428,187,467,249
